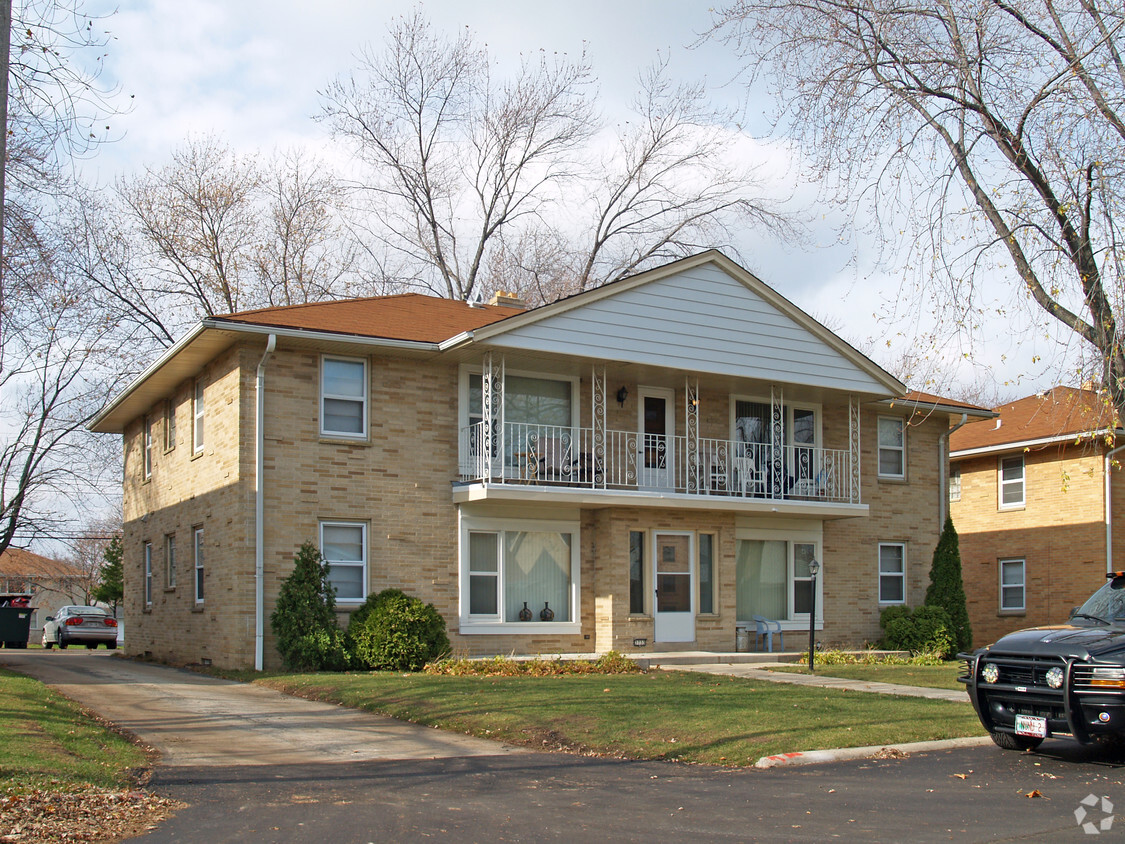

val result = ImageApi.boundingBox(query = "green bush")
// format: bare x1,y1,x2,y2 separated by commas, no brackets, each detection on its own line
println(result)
881,604,954,658
424,651,643,676
350,589,449,671
270,542,351,671
925,516,972,652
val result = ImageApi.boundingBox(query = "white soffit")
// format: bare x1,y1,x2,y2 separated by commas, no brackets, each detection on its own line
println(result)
477,257,897,395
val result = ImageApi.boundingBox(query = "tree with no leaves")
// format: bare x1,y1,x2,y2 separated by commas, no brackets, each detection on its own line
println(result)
711,0,1125,419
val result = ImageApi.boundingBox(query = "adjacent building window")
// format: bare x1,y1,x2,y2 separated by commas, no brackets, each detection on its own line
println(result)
948,465,961,502
877,417,905,478
143,415,153,479
193,527,204,603
1000,558,1025,611
143,542,152,606
629,531,646,615
165,534,176,589
321,357,367,438
698,533,715,615
163,399,176,451
461,518,580,628
736,538,820,622
192,379,205,453
999,455,1025,508
320,521,366,602
878,543,906,604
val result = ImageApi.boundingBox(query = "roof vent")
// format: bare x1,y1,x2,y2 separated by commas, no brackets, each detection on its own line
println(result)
488,290,528,310
995,418,1003,429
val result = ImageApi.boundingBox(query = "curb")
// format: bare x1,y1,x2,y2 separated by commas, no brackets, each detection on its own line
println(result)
755,735,992,769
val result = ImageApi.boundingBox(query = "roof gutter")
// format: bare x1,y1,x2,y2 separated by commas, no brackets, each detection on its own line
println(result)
254,333,276,672
205,318,441,353
1107,442,1125,576
939,413,971,527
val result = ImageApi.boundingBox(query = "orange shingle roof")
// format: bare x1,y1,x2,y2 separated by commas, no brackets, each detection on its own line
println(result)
214,293,520,343
901,390,989,412
0,547,83,579
950,386,1119,453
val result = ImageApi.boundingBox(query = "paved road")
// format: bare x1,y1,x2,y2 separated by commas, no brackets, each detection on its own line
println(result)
5,650,1125,842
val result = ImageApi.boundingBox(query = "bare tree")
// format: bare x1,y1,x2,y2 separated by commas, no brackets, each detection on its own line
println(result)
711,0,1125,420
63,514,120,603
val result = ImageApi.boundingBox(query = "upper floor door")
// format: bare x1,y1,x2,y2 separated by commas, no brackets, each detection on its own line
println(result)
638,387,675,489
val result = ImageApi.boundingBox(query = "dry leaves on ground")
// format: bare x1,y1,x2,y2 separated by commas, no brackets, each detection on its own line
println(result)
0,787,182,843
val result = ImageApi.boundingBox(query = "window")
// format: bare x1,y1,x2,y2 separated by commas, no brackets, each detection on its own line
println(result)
877,417,905,478
736,538,820,622
629,531,646,615
165,534,176,589
465,370,577,469
1000,455,1025,508
163,399,176,451
461,518,580,630
143,415,153,479
949,465,961,502
143,542,152,606
193,527,204,603
698,533,715,615
321,357,367,438
320,521,366,602
878,543,906,604
1000,558,1025,611
192,379,205,453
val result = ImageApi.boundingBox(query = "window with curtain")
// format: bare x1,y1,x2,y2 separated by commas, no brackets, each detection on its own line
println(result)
736,539,787,621
464,523,577,626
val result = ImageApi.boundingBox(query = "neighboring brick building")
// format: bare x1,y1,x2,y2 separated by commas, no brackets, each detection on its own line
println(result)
91,251,989,669
0,547,89,639
950,386,1125,646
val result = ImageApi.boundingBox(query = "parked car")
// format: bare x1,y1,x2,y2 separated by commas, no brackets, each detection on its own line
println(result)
959,573,1125,750
42,606,118,650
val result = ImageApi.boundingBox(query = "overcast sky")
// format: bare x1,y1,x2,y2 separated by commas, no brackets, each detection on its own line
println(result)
78,0,1072,399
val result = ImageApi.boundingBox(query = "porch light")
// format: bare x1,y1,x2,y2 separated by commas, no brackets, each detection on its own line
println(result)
616,386,629,407
808,558,821,672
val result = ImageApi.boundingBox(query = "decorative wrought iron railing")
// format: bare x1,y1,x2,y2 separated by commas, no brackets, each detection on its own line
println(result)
458,422,858,503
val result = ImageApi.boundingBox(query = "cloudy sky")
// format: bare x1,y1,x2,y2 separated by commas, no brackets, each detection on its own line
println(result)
77,0,1071,398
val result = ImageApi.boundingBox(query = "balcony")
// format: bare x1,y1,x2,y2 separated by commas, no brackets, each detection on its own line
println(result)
457,422,860,506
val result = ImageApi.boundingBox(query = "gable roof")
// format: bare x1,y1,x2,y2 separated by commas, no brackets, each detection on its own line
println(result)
950,386,1120,456
0,547,83,579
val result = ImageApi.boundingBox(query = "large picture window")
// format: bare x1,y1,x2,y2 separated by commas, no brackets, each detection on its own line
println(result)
461,517,580,631
877,417,905,478
999,455,1025,508
320,521,367,602
878,543,906,604
464,370,577,471
321,357,367,438
736,537,820,623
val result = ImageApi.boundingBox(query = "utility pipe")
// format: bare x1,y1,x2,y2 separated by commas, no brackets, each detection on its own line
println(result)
1106,442,1125,575
255,334,276,672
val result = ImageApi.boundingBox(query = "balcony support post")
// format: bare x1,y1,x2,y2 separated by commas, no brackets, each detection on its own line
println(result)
849,395,861,503
686,378,700,493
482,353,504,482
592,366,606,489
770,386,785,497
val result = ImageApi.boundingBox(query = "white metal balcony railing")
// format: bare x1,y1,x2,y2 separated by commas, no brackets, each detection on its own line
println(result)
458,422,858,504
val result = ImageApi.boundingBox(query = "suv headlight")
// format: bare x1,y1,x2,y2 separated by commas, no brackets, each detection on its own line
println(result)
1045,667,1064,689
982,662,999,684
1090,667,1125,688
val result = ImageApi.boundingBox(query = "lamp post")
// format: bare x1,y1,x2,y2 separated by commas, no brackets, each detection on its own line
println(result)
807,558,820,672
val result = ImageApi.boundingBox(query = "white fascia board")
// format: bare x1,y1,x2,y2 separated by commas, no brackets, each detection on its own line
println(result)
879,397,996,419
205,319,441,353
950,428,1117,458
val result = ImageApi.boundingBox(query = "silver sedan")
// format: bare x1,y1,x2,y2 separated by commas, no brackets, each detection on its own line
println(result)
43,606,119,650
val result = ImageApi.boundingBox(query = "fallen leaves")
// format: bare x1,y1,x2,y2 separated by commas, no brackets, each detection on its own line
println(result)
0,787,182,843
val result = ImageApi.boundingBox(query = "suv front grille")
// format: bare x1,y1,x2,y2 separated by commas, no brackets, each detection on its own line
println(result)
978,652,1067,691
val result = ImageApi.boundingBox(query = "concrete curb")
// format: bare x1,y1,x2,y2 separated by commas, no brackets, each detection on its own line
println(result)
754,735,993,769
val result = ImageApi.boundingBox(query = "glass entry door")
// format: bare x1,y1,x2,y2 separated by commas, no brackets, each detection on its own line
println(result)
654,532,694,643
638,387,674,489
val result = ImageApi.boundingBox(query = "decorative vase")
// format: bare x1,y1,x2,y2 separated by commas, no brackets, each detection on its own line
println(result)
518,601,532,622
540,601,554,621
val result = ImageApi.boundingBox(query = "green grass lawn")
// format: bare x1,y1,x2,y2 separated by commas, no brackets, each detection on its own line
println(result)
768,661,966,691
252,669,984,766
0,668,149,792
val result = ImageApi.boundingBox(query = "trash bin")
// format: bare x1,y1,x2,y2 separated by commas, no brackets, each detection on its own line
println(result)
735,623,750,653
0,600,35,649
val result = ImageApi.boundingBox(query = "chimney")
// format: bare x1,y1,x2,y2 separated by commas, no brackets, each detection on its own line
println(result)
489,290,528,310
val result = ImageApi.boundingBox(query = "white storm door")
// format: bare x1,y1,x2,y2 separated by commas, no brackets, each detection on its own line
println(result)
638,387,675,489
654,532,694,643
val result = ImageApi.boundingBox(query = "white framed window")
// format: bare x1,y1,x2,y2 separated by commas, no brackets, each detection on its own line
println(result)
877,416,905,478
193,526,204,604
143,542,152,606
320,521,367,602
735,527,822,625
143,415,153,479
949,465,961,502
999,455,1025,508
165,534,176,589
459,514,581,633
878,543,906,604
164,399,176,451
698,533,716,615
192,379,205,454
1000,558,1025,611
321,357,368,438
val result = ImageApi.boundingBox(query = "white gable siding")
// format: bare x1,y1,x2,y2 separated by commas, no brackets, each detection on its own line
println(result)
482,263,890,394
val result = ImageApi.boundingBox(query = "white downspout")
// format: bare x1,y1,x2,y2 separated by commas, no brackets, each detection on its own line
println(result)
255,334,277,672
939,413,970,526
1105,442,1125,575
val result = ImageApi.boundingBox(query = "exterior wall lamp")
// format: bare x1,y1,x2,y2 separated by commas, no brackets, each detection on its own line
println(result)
616,387,629,407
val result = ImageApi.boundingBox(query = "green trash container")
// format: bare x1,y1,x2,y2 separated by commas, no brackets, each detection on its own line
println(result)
0,596,35,648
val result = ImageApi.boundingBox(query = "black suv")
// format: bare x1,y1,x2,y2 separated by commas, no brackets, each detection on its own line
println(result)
960,573,1125,750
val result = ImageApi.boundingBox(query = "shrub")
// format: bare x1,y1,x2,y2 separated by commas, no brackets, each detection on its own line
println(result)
881,604,954,658
350,589,450,671
925,516,973,652
270,542,350,671
424,651,642,676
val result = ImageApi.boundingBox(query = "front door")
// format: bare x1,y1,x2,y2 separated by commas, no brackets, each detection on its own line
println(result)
654,532,694,643
638,387,674,489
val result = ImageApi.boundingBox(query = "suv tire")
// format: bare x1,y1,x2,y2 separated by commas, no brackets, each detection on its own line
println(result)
990,731,1044,751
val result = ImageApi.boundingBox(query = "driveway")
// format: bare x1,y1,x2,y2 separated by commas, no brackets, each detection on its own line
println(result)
0,650,513,766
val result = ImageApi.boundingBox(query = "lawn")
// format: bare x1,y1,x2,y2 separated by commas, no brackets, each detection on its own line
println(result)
252,668,985,766
0,667,149,792
768,661,966,691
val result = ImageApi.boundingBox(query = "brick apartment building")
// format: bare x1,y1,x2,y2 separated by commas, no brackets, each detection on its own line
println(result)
91,251,988,669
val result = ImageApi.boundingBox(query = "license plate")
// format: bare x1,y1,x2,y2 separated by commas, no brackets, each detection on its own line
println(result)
1014,714,1048,738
